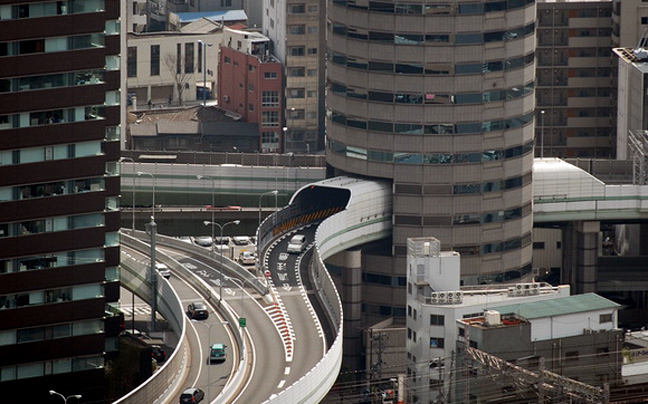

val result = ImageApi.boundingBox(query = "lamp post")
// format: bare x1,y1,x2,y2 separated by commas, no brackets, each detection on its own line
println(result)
197,40,213,107
49,390,82,403
258,190,279,228
203,220,240,306
540,110,545,159
196,175,215,254
137,171,158,330
282,127,288,154
119,157,136,231
222,276,248,324
136,171,156,220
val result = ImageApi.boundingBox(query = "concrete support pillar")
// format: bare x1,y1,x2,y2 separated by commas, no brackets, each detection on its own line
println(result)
574,221,600,294
336,249,364,370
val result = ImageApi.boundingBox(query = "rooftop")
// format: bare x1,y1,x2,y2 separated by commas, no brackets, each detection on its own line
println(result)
491,293,620,319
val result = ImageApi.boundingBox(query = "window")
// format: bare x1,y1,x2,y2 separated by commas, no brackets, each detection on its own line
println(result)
289,25,305,34
430,337,444,348
600,313,612,323
290,4,305,13
597,347,610,356
565,351,579,361
127,46,137,77
264,72,277,79
308,26,318,34
290,67,305,77
248,64,256,71
307,47,318,55
249,103,254,111
185,43,194,73
221,0,231,5
248,83,254,91
262,111,279,127
176,44,182,74
430,314,444,326
307,68,317,76
290,46,305,56
224,56,231,64
533,242,545,249
261,91,279,107
287,88,305,98
150,45,160,76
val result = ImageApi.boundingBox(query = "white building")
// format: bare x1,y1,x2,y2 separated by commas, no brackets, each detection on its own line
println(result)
406,237,571,404
126,19,223,107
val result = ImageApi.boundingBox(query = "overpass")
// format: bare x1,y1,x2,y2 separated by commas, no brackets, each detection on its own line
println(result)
115,157,648,402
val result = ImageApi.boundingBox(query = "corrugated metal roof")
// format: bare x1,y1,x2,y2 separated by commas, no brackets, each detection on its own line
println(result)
492,293,620,319
177,10,247,23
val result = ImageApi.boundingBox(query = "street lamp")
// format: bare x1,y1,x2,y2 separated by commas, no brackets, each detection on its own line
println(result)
258,190,278,228
196,174,215,254
49,390,82,403
197,40,213,107
136,171,156,220
223,276,249,334
203,220,240,306
119,157,136,231
540,110,545,159
137,171,158,330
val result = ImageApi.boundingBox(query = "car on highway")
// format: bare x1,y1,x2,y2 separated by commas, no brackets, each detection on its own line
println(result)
187,301,209,320
151,345,166,363
238,250,256,265
209,343,227,362
192,236,213,247
155,263,171,279
232,236,251,245
179,387,204,403
287,234,307,254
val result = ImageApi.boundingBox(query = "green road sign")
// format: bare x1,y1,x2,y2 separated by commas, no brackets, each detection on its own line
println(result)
239,317,246,327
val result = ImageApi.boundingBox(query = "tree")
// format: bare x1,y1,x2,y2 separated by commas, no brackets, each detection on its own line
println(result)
163,52,194,106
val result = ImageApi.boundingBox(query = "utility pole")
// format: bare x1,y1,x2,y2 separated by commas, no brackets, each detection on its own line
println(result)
145,216,157,331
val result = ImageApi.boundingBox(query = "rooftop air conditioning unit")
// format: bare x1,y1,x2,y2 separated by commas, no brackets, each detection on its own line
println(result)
508,287,516,297
484,310,502,326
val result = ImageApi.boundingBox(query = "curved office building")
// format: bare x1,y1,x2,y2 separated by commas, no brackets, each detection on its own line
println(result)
326,0,535,294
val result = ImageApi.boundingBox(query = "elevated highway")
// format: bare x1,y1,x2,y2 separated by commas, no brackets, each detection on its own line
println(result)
115,157,648,402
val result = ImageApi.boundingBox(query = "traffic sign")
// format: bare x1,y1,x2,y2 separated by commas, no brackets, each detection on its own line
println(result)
239,317,246,327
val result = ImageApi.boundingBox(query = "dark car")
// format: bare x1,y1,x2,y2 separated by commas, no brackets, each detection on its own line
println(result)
187,302,209,320
179,387,204,403
151,345,166,363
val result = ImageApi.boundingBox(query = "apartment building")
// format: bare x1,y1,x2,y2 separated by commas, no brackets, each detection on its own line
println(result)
0,0,123,402
218,27,284,152
536,0,615,158
126,21,223,108
263,0,326,153
405,237,620,404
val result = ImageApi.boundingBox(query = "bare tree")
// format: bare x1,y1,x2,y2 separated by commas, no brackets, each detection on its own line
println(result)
163,52,194,106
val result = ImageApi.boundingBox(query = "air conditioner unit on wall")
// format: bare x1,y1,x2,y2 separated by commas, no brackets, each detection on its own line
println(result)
223,95,230,102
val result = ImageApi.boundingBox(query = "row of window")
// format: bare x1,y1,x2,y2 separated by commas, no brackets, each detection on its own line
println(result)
329,80,534,106
0,355,103,382
0,105,107,130
452,204,530,225
0,213,105,239
0,0,103,20
328,110,534,136
0,33,105,57
0,283,102,310
0,177,104,203
0,141,103,167
328,138,533,168
329,21,534,46
329,51,535,76
0,248,104,274
0,69,104,94
330,0,534,15
0,319,102,346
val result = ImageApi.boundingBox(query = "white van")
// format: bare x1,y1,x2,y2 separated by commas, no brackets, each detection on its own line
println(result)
287,234,307,254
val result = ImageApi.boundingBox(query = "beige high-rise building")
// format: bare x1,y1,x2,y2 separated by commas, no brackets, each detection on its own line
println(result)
326,0,535,320
263,0,326,153
535,0,615,158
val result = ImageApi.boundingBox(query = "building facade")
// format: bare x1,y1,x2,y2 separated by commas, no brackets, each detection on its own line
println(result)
536,0,615,158
263,0,326,153
326,0,536,320
0,0,123,402
405,237,572,404
218,27,284,152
